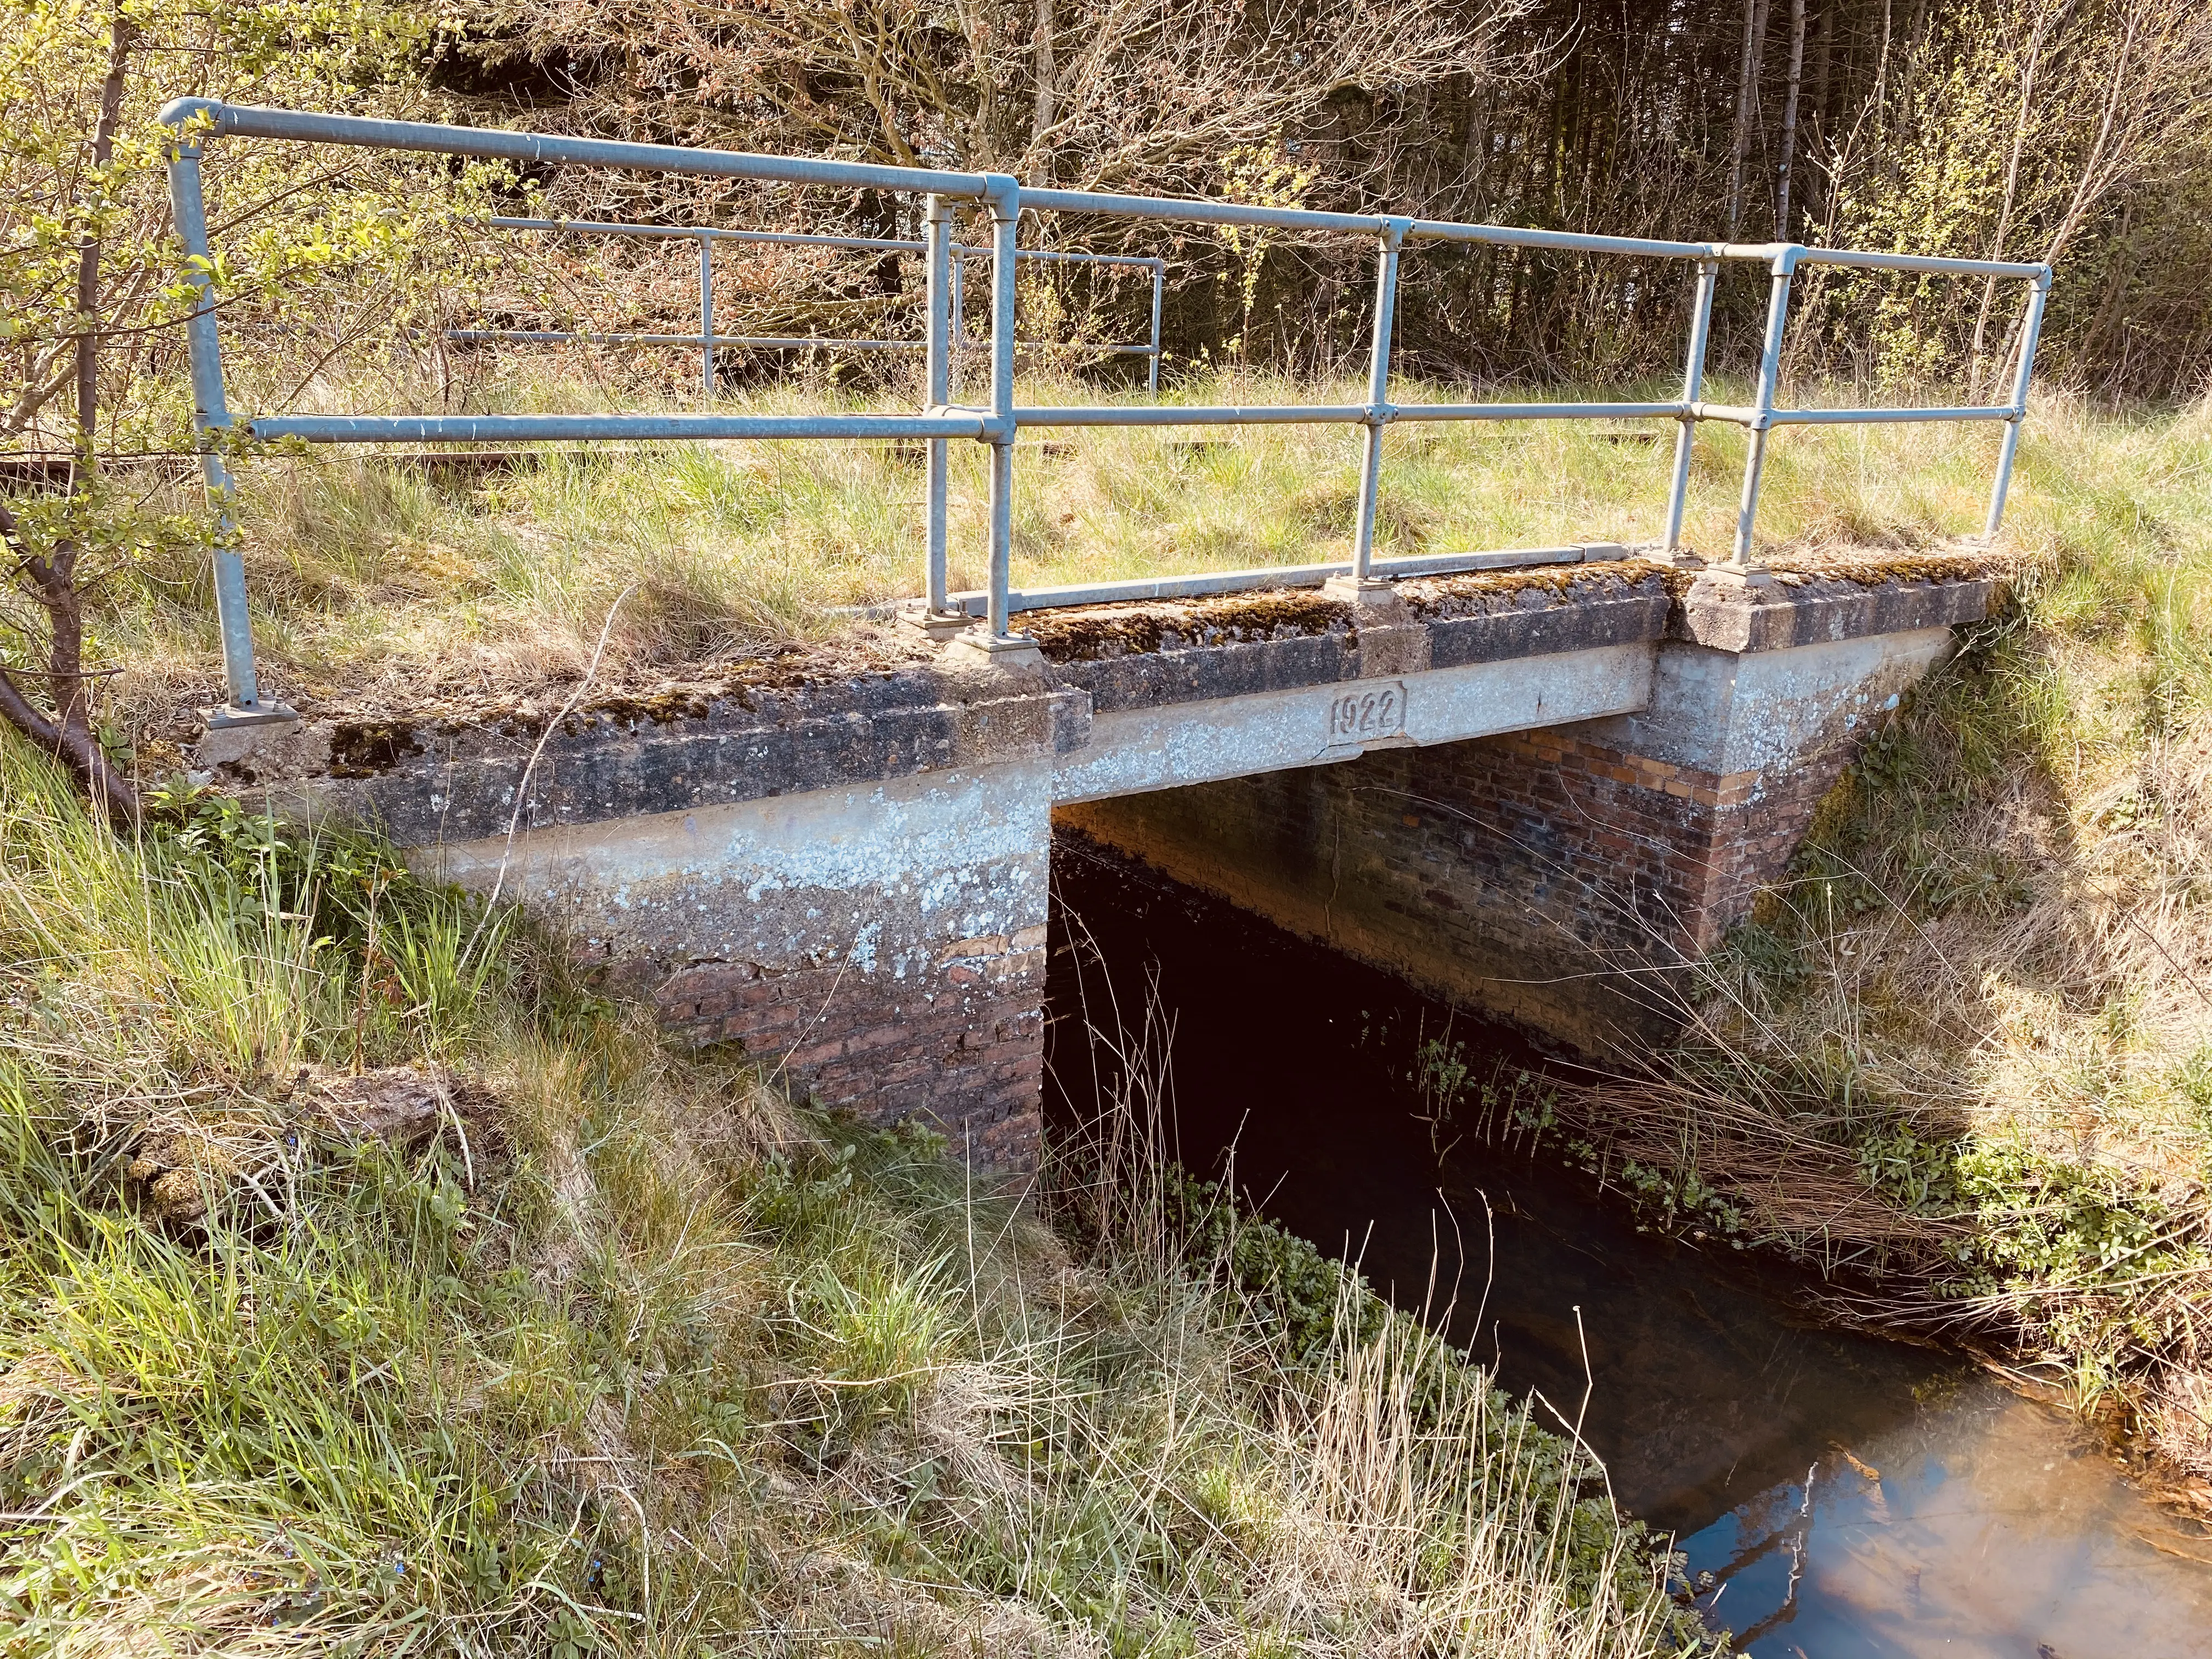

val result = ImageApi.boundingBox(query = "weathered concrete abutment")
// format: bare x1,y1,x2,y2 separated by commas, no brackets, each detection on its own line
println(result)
202,552,1991,1173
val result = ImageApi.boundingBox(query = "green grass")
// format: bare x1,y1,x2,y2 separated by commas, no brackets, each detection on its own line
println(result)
0,740,1710,1656
92,365,2069,723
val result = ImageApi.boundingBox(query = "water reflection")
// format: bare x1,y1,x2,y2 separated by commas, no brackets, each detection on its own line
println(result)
1681,1383,2212,1656
1047,834,2212,1656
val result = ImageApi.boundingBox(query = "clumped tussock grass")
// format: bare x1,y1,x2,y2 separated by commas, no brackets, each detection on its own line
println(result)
97,361,2035,724
1542,394,2212,1502
0,737,1707,1656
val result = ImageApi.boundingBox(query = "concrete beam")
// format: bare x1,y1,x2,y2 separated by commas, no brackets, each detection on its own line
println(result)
1052,641,1655,804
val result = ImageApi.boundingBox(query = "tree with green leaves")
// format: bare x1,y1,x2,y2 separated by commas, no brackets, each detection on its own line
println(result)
0,0,447,820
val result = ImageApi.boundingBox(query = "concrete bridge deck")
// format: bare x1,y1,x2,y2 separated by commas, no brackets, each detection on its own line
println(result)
203,550,1995,1173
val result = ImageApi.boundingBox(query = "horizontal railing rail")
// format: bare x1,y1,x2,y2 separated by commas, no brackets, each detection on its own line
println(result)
155,98,2052,723
460,216,1165,396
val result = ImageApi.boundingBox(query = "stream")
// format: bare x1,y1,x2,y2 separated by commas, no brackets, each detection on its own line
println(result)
1045,835,2212,1657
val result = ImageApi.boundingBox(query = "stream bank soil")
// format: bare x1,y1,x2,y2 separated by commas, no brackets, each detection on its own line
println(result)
1044,832,2212,1657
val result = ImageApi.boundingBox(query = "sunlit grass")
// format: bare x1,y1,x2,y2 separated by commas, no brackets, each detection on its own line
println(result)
94,362,2126,717
0,737,1698,1656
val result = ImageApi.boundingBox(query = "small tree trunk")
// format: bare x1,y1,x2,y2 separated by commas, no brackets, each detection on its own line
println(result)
1900,0,1929,126
1872,0,1894,138
1968,2,2057,398
0,507,139,824
1027,0,1056,188
1777,0,1808,236
1805,0,1833,228
0,6,141,825
1726,0,1773,237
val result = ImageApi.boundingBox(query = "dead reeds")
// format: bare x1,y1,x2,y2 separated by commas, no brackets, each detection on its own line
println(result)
1528,460,2212,1494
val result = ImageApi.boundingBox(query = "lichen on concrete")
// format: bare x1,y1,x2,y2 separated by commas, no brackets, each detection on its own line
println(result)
1767,546,2005,588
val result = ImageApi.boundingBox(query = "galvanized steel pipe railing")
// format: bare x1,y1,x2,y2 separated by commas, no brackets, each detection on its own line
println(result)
156,99,2052,723
458,216,1168,398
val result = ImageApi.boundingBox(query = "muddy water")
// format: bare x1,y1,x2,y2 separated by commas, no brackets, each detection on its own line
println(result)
1046,838,2212,1657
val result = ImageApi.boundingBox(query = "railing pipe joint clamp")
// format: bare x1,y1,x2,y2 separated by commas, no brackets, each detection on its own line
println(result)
156,96,223,137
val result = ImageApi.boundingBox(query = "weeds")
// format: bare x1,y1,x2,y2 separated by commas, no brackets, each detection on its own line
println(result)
1489,395,2212,1498
0,733,1711,1655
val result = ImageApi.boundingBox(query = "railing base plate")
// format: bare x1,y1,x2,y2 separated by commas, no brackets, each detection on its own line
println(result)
900,602,974,642
202,702,301,729
946,630,1045,669
1697,564,1779,592
1321,574,1403,607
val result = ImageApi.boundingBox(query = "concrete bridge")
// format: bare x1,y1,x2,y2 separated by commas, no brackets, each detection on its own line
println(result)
205,550,1991,1174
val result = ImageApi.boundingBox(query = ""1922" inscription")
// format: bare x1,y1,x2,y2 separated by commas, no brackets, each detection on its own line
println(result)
1328,681,1407,743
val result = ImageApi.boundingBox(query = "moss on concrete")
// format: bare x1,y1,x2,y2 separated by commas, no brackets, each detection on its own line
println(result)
1024,590,1355,662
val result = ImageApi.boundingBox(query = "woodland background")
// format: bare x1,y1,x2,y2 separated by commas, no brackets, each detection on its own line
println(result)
4,0,2212,797
439,0,2212,397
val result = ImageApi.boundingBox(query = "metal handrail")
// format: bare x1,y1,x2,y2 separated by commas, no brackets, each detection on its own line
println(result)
157,98,2052,720
461,216,1166,397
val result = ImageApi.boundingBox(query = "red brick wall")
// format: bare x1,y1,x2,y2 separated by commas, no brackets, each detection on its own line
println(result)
1060,717,1855,1052
652,927,1048,1176
1441,726,1844,956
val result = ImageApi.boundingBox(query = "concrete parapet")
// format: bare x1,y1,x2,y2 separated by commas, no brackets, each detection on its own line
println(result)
208,658,1088,845
1672,558,1994,654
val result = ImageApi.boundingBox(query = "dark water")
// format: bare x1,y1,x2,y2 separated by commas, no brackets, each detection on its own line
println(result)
1045,836,2212,1658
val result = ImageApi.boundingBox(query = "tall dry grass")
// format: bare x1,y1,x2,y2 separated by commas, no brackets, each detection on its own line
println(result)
1532,396,2212,1497
95,360,2046,727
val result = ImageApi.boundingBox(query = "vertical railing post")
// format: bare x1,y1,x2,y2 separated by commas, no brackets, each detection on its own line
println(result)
1665,258,1719,557
166,133,289,725
1146,258,1165,396
983,177,1022,644
698,232,716,397
950,249,967,396
922,195,954,618
1984,268,2051,539
1350,219,1408,587
1729,246,1800,570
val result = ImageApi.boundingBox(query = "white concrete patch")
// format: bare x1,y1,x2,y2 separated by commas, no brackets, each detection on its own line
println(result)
1588,628,1955,777
415,758,1053,970
1050,642,1656,804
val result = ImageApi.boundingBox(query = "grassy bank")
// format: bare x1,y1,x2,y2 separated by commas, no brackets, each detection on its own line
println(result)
98,366,2042,727
0,739,1708,1656
1535,398,2212,1507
